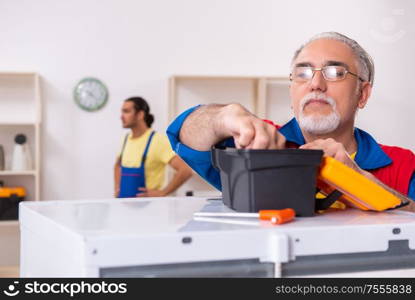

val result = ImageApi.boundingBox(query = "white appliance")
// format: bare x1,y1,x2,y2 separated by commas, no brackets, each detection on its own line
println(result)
19,197,415,277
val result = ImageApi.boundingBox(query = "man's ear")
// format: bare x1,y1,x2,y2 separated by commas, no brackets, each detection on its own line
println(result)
358,82,372,109
136,110,145,121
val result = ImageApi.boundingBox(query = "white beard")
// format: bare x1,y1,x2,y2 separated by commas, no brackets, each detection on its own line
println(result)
298,92,341,135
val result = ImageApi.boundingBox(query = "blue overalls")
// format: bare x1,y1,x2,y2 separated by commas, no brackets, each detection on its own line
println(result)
118,131,156,198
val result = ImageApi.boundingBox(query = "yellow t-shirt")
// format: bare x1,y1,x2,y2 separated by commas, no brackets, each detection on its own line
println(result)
118,129,176,190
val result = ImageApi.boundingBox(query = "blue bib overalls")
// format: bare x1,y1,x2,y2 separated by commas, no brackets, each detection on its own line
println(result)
118,131,155,198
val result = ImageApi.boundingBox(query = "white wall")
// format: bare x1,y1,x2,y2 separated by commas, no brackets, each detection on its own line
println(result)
0,0,413,200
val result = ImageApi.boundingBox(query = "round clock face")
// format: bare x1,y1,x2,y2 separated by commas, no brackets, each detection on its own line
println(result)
73,77,109,112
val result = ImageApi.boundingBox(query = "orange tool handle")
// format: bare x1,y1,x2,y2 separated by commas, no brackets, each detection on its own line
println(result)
259,208,295,225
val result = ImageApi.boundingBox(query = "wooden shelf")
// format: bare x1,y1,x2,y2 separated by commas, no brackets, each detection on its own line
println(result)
172,75,286,81
0,71,37,77
0,220,19,226
0,72,41,202
0,122,38,126
0,170,37,176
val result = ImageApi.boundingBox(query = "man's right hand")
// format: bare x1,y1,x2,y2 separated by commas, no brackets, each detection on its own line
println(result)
219,103,286,150
180,103,286,151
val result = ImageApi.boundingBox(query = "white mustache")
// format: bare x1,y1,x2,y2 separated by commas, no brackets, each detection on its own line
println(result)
300,92,336,111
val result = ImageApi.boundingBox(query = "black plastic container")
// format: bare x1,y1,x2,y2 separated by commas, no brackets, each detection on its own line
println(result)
0,181,25,220
212,147,324,217
0,194,23,220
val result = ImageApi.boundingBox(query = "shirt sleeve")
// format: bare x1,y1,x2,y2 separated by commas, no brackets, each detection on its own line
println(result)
409,173,415,201
155,133,176,164
166,105,235,191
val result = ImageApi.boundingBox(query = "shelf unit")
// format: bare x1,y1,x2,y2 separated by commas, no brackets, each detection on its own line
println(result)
0,72,41,202
0,72,41,268
168,75,290,196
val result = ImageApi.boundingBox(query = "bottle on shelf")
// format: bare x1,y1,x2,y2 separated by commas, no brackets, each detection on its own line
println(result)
11,134,32,171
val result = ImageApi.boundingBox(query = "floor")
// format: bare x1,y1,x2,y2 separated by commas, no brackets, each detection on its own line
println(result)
0,221,20,277
0,266,19,277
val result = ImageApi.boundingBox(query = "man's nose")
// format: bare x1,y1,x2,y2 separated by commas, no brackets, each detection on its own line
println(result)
309,69,327,92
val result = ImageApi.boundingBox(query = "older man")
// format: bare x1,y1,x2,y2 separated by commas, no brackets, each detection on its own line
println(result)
166,32,415,210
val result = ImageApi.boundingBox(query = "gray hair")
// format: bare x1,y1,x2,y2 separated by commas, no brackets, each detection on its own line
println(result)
292,32,375,85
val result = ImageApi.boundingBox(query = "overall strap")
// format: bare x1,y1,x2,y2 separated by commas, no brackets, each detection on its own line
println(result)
120,133,129,163
141,131,156,166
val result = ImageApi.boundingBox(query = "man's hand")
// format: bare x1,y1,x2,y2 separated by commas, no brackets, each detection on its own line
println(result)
299,138,361,172
114,157,121,198
136,187,166,197
300,138,415,212
180,103,286,151
219,104,286,149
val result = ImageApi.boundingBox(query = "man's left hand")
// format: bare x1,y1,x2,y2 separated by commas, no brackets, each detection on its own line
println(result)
299,138,361,173
136,188,166,197
300,138,415,212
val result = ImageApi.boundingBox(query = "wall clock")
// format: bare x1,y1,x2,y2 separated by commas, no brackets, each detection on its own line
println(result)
73,77,109,112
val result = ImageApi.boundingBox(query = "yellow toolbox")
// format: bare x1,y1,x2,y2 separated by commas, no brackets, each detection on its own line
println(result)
318,157,403,211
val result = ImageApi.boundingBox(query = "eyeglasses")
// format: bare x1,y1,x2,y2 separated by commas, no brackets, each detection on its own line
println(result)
290,65,365,82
